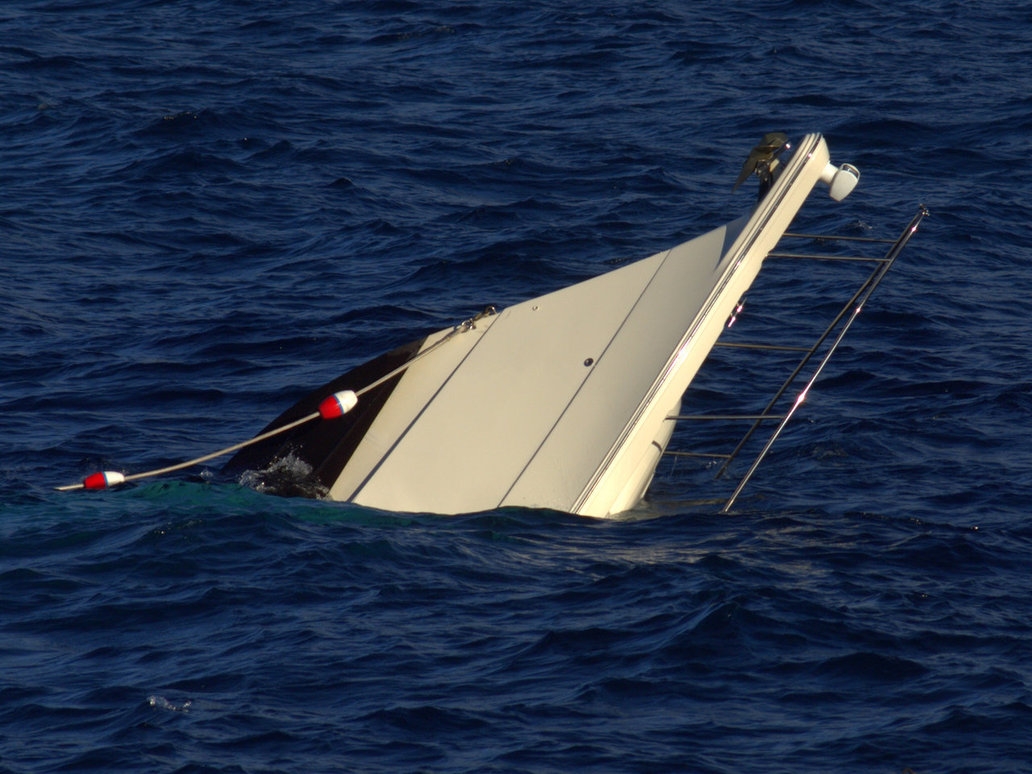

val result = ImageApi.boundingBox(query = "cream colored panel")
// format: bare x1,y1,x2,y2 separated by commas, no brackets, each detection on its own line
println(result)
350,250,667,513
326,324,489,501
500,219,742,511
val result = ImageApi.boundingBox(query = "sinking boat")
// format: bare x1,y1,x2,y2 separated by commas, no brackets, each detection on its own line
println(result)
220,132,924,516
62,132,925,514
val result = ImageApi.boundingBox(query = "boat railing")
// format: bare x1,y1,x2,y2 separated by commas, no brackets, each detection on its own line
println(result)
662,205,929,512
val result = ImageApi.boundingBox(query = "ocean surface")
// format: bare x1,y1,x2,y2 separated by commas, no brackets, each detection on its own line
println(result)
3,1,1032,771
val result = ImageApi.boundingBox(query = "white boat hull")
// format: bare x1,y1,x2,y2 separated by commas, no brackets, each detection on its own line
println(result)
227,134,837,516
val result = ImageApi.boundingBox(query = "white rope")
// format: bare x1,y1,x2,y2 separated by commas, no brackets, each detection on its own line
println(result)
56,310,492,492
54,411,321,491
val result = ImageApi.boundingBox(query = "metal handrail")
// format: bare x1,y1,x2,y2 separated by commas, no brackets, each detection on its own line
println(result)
720,205,929,511
658,205,929,512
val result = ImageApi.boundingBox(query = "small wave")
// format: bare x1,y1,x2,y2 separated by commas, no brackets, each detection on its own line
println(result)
238,454,328,499
147,695,192,713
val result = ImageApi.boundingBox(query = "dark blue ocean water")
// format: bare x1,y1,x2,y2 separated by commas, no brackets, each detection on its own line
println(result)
3,1,1032,771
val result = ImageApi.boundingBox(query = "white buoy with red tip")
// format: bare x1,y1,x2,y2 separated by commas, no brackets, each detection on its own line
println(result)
318,390,359,420
83,471,127,490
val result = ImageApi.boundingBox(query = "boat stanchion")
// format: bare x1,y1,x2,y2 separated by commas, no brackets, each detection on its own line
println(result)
716,205,929,512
